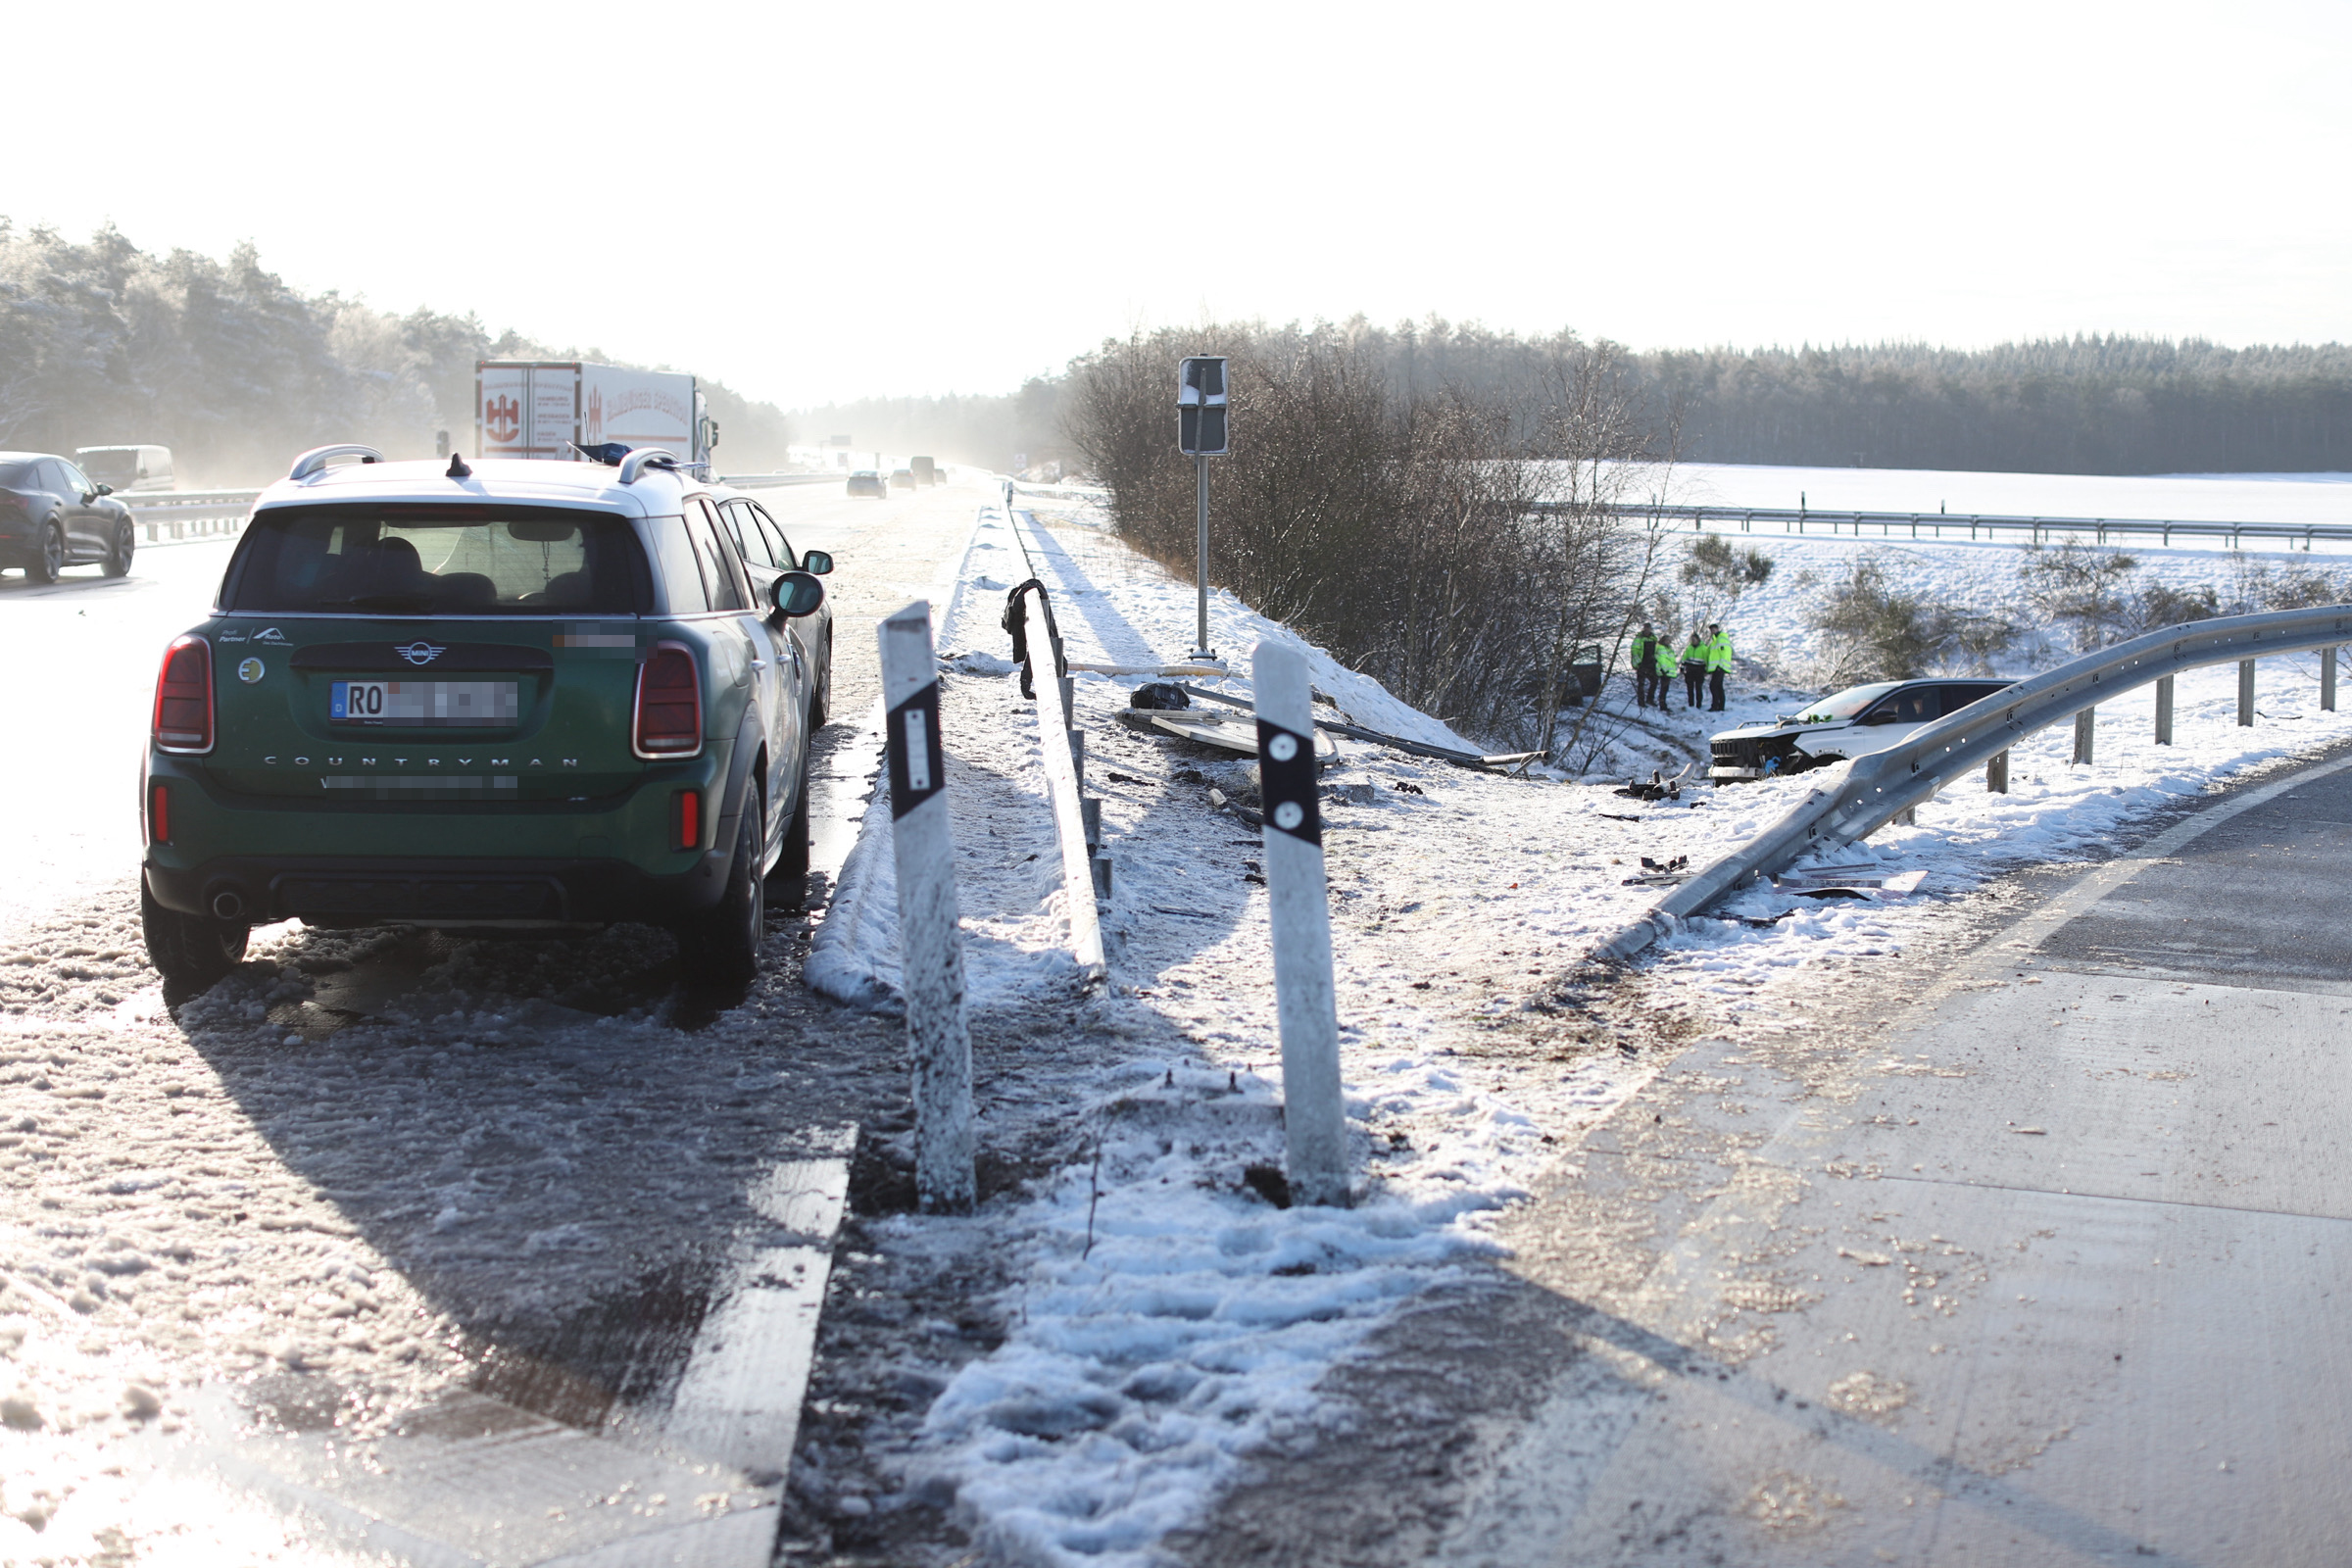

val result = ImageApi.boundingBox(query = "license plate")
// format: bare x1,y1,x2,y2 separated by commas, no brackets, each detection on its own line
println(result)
329,679,520,726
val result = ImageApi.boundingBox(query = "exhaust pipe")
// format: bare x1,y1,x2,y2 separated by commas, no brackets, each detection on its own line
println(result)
211,890,246,921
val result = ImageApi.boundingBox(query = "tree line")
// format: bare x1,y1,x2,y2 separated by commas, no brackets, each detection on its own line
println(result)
0,222,793,485
834,320,2352,479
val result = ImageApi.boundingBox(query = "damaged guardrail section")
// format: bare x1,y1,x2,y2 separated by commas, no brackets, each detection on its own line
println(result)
1598,604,2352,960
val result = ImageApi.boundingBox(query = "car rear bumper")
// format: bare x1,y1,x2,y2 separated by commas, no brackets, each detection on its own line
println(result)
143,851,732,928
141,748,738,928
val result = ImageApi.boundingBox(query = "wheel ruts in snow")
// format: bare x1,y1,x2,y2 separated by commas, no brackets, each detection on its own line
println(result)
879,603,975,1211
1251,640,1349,1207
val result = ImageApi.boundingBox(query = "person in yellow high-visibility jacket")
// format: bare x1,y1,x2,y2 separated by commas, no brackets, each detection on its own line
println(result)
1679,630,1708,708
1704,622,1734,711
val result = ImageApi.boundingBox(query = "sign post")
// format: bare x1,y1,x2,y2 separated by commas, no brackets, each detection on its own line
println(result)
879,603,975,1211
1177,357,1229,662
1251,638,1349,1207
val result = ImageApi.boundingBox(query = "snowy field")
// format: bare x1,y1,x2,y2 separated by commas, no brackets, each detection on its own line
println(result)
793,480,2352,1567
1665,460,2352,531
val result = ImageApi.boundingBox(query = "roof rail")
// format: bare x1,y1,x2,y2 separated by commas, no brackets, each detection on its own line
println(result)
288,444,384,481
617,448,681,485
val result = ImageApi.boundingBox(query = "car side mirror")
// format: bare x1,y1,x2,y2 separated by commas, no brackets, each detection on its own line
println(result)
94,484,114,497
801,549,833,575
770,570,825,618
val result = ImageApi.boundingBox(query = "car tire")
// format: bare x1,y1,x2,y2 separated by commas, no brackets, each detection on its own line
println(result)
677,804,761,985
28,520,65,584
140,880,249,991
103,520,134,578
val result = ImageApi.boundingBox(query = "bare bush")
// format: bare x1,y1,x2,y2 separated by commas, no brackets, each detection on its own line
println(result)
1063,323,1679,747
2020,543,2139,651
1812,553,2015,682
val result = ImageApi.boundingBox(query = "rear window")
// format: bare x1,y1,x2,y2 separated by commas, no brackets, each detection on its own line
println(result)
0,463,30,487
79,451,138,486
226,505,649,615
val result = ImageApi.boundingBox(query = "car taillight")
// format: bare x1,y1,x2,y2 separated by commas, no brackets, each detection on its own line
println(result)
152,636,214,754
149,781,170,845
674,789,701,851
634,643,702,757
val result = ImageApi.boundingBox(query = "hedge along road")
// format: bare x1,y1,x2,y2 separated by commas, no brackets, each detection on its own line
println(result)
1181,742,2352,1568
0,474,985,1561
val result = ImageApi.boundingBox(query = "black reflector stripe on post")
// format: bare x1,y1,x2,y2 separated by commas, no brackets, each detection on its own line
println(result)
1255,718,1321,846
888,680,947,821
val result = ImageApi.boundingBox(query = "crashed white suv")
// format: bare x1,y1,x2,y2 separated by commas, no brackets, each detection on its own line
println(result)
1709,677,2013,782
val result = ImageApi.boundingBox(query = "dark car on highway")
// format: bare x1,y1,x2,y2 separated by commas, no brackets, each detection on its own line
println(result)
0,451,137,581
140,443,835,990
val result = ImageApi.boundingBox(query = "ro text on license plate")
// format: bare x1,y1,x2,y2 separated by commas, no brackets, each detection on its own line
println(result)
330,679,520,726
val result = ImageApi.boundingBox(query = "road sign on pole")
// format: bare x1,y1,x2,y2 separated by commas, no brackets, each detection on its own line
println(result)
1178,357,1229,662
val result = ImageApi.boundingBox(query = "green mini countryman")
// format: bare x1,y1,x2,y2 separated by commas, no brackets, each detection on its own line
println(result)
140,444,834,990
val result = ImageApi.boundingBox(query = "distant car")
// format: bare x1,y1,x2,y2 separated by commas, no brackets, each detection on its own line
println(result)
889,468,916,491
75,444,174,493
0,451,137,582
1709,677,2014,782
846,469,887,499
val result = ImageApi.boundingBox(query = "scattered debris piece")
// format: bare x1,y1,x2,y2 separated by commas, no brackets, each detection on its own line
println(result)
1391,780,1425,796
1640,855,1690,873
1614,766,1689,802
1130,682,1190,710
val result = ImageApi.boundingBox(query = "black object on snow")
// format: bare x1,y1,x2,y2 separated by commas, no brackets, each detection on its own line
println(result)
1131,682,1191,710
1001,578,1061,700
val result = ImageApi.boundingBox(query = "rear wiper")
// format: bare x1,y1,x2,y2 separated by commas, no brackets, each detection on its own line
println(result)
328,593,437,612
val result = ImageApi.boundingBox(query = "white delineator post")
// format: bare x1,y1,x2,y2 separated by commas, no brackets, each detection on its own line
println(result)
1251,640,1349,1207
879,603,975,1212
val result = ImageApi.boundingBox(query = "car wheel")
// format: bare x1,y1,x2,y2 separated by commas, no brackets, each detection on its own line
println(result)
28,520,65,583
103,520,134,578
677,803,761,985
140,880,249,992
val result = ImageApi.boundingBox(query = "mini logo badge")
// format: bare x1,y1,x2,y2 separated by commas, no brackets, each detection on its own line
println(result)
395,641,446,665
236,658,264,684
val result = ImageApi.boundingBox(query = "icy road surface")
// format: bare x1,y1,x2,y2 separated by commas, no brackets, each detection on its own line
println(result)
0,478,982,1561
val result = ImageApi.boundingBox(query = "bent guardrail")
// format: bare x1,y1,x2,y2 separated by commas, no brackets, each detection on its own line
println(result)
1597,604,2352,960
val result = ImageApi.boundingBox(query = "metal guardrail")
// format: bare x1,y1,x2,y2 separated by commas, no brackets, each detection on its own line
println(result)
1552,501,2352,551
1597,604,2352,960
124,489,260,543
718,472,844,490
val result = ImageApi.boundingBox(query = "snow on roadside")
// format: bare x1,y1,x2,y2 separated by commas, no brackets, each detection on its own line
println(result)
823,492,2352,1567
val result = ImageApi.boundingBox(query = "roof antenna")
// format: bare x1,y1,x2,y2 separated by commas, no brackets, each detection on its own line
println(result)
447,452,472,479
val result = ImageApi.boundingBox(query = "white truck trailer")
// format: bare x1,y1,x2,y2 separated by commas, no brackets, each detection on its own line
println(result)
474,362,717,467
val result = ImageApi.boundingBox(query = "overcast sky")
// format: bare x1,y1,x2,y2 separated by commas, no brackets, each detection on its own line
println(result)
10,0,2347,408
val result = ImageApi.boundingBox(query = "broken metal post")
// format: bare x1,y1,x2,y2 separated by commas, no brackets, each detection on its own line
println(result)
2155,674,2175,745
879,603,975,1213
1252,639,1349,1208
2239,659,2257,726
2073,708,2095,765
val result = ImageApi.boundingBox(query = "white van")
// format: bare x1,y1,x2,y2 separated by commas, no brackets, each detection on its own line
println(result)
75,445,174,493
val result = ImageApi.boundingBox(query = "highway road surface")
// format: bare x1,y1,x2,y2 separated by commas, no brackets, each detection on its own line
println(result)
1182,744,2352,1567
